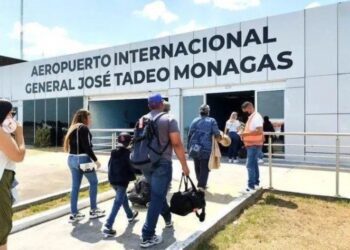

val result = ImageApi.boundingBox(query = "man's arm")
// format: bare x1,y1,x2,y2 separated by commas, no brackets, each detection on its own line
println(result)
212,119,222,142
169,131,190,176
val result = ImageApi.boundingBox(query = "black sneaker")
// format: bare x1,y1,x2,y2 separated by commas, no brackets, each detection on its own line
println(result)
102,225,116,237
140,235,163,248
69,213,85,223
128,211,139,223
90,208,106,219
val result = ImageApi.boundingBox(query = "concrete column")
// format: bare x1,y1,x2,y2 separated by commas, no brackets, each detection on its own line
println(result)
168,88,182,134
83,96,89,110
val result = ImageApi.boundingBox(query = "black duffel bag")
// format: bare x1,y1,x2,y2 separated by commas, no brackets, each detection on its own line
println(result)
170,175,206,222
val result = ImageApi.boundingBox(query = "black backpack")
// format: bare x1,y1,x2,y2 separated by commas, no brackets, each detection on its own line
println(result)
130,112,170,171
170,175,206,222
128,177,151,207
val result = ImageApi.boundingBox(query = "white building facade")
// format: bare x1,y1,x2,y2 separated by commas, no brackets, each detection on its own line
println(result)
0,2,349,160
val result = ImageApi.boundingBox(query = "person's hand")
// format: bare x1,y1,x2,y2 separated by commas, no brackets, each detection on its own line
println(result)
95,161,101,169
14,122,23,137
182,165,190,176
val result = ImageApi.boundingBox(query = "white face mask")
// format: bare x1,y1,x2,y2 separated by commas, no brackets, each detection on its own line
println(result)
2,117,17,134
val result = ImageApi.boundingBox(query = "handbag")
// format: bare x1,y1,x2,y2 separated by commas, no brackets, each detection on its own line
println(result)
170,175,206,222
209,136,221,170
76,126,96,172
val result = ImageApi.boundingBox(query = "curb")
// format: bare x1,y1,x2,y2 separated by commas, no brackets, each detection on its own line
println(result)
270,188,350,202
166,189,264,250
13,178,109,212
11,190,115,234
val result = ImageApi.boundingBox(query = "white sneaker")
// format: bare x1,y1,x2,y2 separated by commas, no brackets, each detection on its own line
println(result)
90,208,106,219
255,184,261,189
228,159,233,163
140,235,163,248
69,212,85,223
258,159,264,164
242,187,255,194
233,159,239,164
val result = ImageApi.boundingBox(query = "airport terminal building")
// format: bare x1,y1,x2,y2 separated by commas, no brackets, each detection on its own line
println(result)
0,2,349,160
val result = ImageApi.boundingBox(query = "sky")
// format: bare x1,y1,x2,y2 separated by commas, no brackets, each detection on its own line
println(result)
0,0,345,61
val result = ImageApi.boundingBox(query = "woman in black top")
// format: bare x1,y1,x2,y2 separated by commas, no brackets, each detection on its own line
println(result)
63,109,105,222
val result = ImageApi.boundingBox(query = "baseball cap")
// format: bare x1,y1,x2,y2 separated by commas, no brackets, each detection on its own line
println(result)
148,93,164,104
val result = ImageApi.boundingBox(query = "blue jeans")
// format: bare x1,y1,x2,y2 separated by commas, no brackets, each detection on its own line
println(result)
105,185,133,228
194,158,209,188
228,132,241,159
258,146,264,159
68,155,98,215
246,146,261,189
142,159,172,240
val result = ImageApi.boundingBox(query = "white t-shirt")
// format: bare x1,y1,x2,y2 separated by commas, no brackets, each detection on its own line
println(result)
226,120,241,132
0,150,16,181
248,112,263,131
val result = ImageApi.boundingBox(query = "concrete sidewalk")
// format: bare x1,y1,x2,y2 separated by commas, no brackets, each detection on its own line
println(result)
10,160,240,250
9,158,350,250
15,149,350,202
15,149,110,202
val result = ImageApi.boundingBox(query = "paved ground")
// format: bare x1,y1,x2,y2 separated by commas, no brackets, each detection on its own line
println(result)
9,150,350,249
16,149,350,202
15,149,110,201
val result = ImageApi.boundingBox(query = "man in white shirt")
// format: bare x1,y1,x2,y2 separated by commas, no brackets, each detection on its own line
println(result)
241,101,264,192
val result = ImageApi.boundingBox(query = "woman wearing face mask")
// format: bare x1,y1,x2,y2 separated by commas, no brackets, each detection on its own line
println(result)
0,99,26,250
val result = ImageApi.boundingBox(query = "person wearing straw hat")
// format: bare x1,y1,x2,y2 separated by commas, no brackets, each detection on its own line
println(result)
188,104,221,191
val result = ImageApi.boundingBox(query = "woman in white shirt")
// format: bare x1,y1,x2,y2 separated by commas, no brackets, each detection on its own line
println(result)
0,99,25,250
224,112,242,163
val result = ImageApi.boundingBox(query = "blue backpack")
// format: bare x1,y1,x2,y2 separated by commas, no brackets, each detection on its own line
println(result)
130,112,170,170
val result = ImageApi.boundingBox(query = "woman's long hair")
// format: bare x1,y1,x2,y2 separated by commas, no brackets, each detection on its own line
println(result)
227,112,237,123
63,109,90,152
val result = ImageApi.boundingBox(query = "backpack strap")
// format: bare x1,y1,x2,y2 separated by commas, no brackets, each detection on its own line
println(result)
147,112,171,156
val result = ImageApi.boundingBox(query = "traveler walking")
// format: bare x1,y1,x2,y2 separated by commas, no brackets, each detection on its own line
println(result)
102,132,139,237
63,109,105,223
188,104,221,190
136,94,190,248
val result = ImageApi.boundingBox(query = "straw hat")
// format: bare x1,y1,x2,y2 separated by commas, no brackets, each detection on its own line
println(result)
219,131,231,147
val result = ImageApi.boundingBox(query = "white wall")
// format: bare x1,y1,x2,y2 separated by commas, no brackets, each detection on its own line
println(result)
305,4,338,77
284,78,305,161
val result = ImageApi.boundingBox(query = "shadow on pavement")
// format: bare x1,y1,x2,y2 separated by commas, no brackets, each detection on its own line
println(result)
205,191,236,204
70,218,104,243
115,220,140,250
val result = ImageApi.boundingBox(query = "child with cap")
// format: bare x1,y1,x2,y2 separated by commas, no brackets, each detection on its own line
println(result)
102,132,139,237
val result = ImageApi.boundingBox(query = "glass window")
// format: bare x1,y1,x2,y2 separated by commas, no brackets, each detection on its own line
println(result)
57,98,69,147
34,99,45,145
46,98,57,146
69,97,84,124
35,99,46,128
183,95,203,148
257,90,284,119
23,100,35,145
